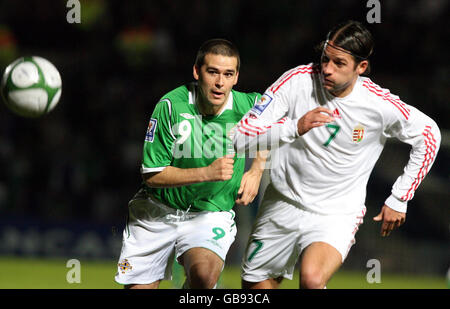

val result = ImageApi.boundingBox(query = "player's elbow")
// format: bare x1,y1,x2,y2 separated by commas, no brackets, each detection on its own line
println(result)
142,171,164,188
434,125,441,149
427,120,441,152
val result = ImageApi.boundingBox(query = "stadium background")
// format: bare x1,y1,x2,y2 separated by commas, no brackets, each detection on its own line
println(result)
0,0,448,288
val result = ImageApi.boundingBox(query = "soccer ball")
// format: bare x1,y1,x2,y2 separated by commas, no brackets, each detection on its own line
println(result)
1,56,62,118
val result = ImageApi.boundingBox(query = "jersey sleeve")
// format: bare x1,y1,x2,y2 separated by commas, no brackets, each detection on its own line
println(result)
381,96,441,213
141,99,176,174
232,68,304,153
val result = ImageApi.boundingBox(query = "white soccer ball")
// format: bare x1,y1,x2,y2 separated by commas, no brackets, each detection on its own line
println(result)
1,56,62,118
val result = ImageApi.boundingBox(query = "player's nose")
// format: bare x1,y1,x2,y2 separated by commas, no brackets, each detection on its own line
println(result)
215,74,224,88
322,62,333,76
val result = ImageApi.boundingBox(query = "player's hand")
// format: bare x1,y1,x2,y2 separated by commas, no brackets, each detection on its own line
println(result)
235,169,263,206
205,154,235,182
373,204,406,237
297,107,334,136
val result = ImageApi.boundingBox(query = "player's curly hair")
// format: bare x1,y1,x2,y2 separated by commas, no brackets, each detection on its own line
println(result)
315,20,374,74
195,38,241,72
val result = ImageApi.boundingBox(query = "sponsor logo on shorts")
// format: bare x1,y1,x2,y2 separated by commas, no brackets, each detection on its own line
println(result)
118,259,133,274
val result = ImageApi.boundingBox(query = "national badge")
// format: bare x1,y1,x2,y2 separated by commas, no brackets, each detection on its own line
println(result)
352,124,364,143
118,259,133,274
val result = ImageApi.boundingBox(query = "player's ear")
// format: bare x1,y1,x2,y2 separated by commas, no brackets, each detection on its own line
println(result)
356,60,368,75
193,64,200,81
233,71,239,85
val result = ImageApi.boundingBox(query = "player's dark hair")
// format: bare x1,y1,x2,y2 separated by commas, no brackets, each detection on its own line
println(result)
195,38,240,72
317,20,374,74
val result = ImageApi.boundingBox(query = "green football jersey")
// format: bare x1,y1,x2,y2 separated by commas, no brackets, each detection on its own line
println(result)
140,82,260,212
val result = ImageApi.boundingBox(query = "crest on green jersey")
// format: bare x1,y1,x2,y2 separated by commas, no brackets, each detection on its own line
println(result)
145,118,157,142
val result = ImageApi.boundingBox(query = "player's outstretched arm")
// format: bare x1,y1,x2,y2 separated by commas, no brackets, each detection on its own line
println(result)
235,150,268,206
143,155,235,188
373,205,406,237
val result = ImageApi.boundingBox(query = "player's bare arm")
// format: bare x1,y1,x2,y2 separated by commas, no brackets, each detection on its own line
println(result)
235,150,268,206
297,107,335,136
373,205,406,237
143,154,234,187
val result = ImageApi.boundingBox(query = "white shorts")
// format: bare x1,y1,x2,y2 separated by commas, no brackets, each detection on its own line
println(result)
115,192,237,285
241,184,366,283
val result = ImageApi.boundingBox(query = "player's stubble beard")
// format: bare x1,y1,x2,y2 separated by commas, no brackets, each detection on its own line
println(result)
196,86,228,116
321,72,357,98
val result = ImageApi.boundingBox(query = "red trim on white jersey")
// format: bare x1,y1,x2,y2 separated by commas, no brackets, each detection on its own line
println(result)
238,116,287,137
270,65,316,94
362,80,410,120
401,126,438,201
237,127,255,137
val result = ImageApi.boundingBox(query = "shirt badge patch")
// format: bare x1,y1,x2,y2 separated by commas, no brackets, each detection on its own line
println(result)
118,259,133,274
352,124,364,143
145,118,157,142
251,93,272,115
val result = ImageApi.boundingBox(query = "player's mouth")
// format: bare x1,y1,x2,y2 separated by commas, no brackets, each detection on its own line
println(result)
211,90,225,99
323,77,334,86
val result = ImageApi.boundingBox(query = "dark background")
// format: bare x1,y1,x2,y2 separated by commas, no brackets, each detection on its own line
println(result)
0,0,448,277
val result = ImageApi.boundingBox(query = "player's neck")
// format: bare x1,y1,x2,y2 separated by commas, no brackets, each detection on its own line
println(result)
197,97,227,116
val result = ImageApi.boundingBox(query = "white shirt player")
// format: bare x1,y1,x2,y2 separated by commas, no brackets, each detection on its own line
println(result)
233,63,441,215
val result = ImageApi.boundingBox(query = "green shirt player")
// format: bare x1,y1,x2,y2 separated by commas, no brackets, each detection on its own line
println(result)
115,39,266,289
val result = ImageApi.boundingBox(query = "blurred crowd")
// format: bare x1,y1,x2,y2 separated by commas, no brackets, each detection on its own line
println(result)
0,0,448,239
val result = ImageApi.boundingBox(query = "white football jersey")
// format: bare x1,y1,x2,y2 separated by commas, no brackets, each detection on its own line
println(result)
233,63,441,215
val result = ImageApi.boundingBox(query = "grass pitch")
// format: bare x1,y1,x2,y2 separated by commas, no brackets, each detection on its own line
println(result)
0,256,446,289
